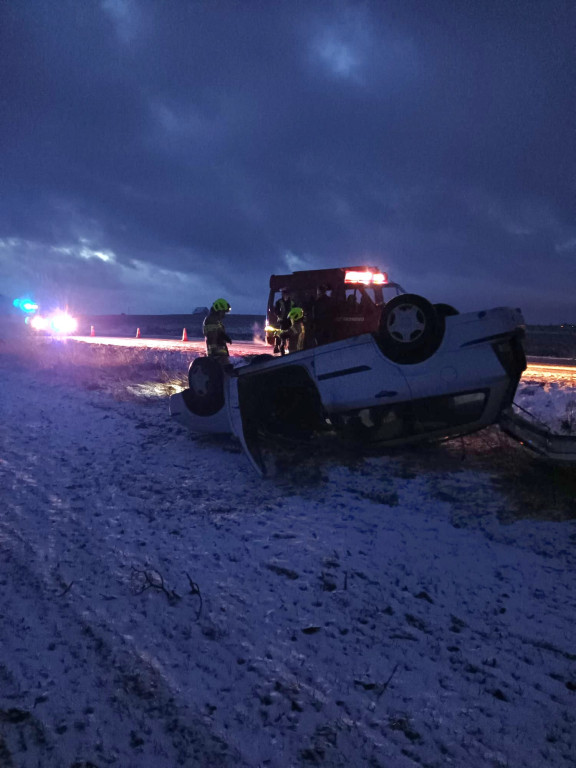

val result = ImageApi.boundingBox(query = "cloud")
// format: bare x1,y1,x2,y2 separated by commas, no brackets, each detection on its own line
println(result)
101,0,143,44
0,0,574,321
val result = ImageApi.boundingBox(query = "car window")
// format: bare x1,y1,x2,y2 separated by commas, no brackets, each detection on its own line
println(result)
382,284,404,302
343,287,378,313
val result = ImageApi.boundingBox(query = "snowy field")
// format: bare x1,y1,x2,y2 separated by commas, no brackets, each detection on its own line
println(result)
514,375,576,437
0,327,575,768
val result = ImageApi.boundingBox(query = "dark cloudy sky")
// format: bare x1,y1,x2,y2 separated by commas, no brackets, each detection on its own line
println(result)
1,0,574,321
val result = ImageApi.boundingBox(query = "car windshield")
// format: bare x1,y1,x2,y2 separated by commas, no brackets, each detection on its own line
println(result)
382,283,405,302
272,290,314,312
270,282,404,316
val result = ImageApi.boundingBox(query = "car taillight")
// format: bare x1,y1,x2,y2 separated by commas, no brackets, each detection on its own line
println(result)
492,336,526,378
492,336,527,407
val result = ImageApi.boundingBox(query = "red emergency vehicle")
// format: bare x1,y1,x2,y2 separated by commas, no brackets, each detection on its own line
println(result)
265,266,405,346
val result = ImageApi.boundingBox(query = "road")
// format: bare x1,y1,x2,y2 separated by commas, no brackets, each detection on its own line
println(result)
68,336,576,376
525,356,576,375
69,334,266,357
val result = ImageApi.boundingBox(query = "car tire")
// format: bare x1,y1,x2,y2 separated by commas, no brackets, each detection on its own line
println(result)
185,356,225,416
378,293,443,364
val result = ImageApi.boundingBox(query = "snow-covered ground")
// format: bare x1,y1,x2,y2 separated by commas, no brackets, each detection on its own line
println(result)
0,328,575,768
514,375,576,436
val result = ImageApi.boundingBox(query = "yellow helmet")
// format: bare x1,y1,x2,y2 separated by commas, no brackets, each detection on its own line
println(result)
212,298,231,312
288,306,303,322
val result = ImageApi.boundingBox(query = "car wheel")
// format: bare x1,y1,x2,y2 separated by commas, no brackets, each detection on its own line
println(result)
378,294,443,364
185,357,225,416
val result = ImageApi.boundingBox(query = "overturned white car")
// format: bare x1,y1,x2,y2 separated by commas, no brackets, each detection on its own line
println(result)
170,292,529,474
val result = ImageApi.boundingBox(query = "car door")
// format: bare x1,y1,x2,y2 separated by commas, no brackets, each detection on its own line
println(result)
313,336,411,412
226,376,267,476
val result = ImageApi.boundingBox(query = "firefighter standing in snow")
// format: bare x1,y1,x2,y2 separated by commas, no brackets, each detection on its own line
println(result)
278,306,306,354
203,299,232,364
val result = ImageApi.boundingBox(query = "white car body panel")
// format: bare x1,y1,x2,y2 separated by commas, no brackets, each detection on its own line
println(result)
170,304,528,474
314,336,412,412
225,374,263,472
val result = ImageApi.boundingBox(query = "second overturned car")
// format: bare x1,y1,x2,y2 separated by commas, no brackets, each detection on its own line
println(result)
170,291,527,475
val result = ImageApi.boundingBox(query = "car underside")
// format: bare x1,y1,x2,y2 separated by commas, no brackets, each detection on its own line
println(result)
169,292,540,475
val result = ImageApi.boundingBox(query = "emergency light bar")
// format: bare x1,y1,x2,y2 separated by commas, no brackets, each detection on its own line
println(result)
344,270,388,285
13,298,39,313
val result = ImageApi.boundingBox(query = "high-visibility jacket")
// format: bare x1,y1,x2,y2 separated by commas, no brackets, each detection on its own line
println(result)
203,309,231,357
280,317,305,353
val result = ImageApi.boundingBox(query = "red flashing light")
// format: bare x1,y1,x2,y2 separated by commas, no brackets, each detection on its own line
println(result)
344,270,388,285
345,270,372,284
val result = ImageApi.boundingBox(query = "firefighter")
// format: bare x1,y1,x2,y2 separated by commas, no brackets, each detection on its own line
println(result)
311,283,335,346
203,298,232,366
273,287,293,354
278,306,306,354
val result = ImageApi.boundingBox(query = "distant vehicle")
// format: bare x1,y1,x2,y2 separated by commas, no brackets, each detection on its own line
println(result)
13,297,39,315
171,290,529,475
265,266,409,346
28,310,78,335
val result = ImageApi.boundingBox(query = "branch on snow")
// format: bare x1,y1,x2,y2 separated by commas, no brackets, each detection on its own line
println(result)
130,567,203,618
186,572,203,620
57,581,75,597
131,567,181,605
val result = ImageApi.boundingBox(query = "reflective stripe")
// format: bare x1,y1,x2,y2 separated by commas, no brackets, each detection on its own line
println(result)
204,310,229,357
207,346,229,356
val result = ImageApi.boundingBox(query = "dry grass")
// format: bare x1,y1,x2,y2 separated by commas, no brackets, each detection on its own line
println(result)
395,427,576,524
1,335,189,401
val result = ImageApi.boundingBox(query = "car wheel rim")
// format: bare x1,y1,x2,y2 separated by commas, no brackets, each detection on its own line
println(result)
387,304,426,343
190,364,211,397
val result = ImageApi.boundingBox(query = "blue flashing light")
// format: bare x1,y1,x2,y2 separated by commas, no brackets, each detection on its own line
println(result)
13,297,39,314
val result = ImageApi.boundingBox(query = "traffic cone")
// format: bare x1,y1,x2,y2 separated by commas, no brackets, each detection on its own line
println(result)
136,328,141,339
181,328,188,342
90,325,95,337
